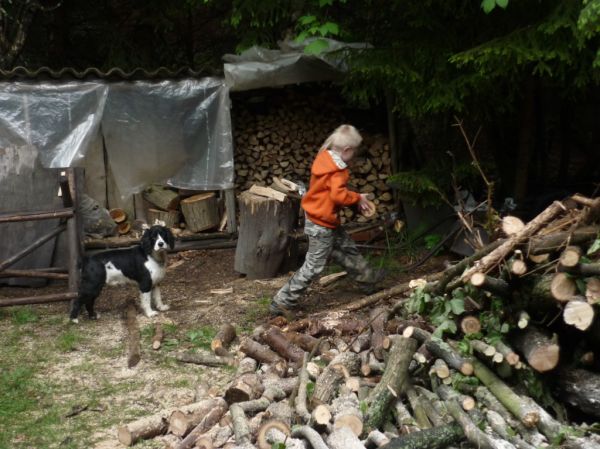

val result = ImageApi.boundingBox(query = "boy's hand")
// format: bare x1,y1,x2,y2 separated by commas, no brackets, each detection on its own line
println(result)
358,194,376,217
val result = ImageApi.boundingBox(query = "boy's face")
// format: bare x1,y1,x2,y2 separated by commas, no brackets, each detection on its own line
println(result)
340,146,356,163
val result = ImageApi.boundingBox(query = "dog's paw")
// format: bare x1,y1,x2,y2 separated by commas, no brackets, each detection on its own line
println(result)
145,310,159,318
157,304,170,311
70,318,79,324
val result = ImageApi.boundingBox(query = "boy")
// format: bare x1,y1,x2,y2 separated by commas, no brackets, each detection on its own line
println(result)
270,124,385,317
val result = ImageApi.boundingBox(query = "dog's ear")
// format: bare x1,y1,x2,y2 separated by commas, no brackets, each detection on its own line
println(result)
165,227,175,250
140,228,154,254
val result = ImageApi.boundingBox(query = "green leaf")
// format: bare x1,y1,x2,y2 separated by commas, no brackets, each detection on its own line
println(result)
450,298,465,315
299,15,316,25
319,0,334,6
304,38,330,55
496,0,509,9
318,22,339,36
295,31,309,43
481,0,496,13
587,238,600,255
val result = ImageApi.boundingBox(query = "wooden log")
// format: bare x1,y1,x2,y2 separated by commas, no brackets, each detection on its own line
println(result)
517,311,530,329
509,259,528,276
561,262,600,277
224,373,264,404
117,410,171,446
471,359,539,428
526,226,599,255
234,191,297,279
256,420,291,449
378,424,464,449
461,200,566,282
459,316,481,335
211,323,236,357
563,298,595,331
470,272,511,297
485,410,536,449
295,353,311,423
493,341,519,366
290,425,329,449
431,359,450,379
559,246,583,268
117,221,131,235
511,326,559,373
326,426,366,449
550,272,577,302
586,278,600,304
366,336,417,431
312,351,361,406
332,392,363,436
180,193,219,233
125,299,141,368
168,398,228,438
350,331,372,353
364,430,391,448
152,323,164,350
147,207,180,228
502,216,525,236
470,340,496,359
110,207,127,223
405,385,432,429
143,184,181,210
237,357,258,375
237,386,286,415
370,307,388,360
311,404,332,431
393,399,420,434
556,367,600,419
239,337,287,376
261,325,305,363
175,351,236,368
229,404,252,447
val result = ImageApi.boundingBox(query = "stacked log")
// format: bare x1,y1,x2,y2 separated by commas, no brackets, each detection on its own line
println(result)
232,90,395,224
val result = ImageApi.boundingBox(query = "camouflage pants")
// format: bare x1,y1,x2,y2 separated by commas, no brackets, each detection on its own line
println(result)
272,221,377,310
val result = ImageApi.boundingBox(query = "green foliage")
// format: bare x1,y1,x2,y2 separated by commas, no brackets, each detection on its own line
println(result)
187,326,217,350
11,307,38,325
407,286,470,338
481,0,509,14
55,330,82,352
306,381,315,399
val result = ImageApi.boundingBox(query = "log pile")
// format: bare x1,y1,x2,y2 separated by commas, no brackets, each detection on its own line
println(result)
232,90,395,224
115,194,600,448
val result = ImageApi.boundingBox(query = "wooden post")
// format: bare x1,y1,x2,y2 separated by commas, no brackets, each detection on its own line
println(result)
224,188,237,234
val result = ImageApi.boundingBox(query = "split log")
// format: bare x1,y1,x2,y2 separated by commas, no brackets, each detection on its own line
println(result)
470,273,511,297
366,336,417,431
378,424,464,449
556,367,600,419
511,326,559,373
563,298,595,331
143,184,181,210
312,351,361,406
175,351,236,368
125,300,141,368
168,398,228,438
370,307,388,360
471,359,539,428
211,323,237,357
332,392,364,436
224,373,264,404
180,192,220,233
327,426,366,449
461,200,567,282
403,327,473,375
234,191,297,279
152,323,164,350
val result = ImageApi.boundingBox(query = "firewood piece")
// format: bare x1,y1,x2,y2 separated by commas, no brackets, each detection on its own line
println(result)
559,246,583,268
364,430,390,448
237,357,258,375
263,427,308,449
405,385,432,429
511,326,559,373
413,386,453,426
256,420,290,449
173,400,230,449
229,404,252,447
332,392,364,436
550,272,577,302
493,341,519,366
211,323,237,357
562,262,600,277
237,386,286,415
563,298,595,331
117,410,170,446
403,327,473,376
285,331,328,354
312,351,361,406
224,373,264,404
393,399,419,434
234,190,297,279
249,184,287,202
117,221,131,235
556,367,600,419
502,216,525,236
370,307,388,361
290,425,329,449
366,336,417,431
510,259,528,276
528,253,550,263
125,300,141,368
143,184,181,210
262,375,299,396
460,316,481,335
517,311,530,329
436,386,514,449
586,278,600,304
527,226,599,255
327,426,366,449
175,351,236,368
261,325,305,363
461,200,567,282
319,271,348,286
295,353,311,423
110,207,127,223
168,398,228,438
379,424,464,449
470,272,511,297
361,352,385,376
180,193,219,232
311,404,332,431
351,330,372,353
470,340,497,358
239,337,287,376
471,359,539,428
152,323,164,350
431,359,450,379
147,207,180,228
485,410,536,449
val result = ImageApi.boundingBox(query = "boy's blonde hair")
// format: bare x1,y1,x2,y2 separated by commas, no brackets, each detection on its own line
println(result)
321,124,363,152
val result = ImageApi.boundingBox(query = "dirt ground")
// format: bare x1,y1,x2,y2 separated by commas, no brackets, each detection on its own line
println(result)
0,246,446,449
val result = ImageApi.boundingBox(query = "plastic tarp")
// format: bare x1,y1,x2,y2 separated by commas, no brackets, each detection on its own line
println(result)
223,38,371,92
0,78,234,197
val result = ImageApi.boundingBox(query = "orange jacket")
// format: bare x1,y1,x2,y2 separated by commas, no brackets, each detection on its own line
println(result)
301,150,361,228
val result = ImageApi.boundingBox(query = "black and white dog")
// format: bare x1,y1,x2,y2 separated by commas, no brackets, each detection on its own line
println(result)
70,225,175,322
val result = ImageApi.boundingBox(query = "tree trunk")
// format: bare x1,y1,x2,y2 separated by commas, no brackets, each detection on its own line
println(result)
556,367,600,419
234,191,297,279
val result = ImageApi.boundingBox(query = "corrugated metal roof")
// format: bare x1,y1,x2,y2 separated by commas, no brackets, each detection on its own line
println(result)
0,66,210,80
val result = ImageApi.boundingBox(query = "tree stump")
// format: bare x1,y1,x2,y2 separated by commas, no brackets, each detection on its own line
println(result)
147,207,180,227
234,190,297,279
180,192,219,232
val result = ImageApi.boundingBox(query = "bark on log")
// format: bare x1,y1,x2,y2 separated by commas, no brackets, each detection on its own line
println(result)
174,401,230,449
175,351,236,368
364,430,390,448
147,207,180,228
370,307,388,360
237,386,286,415
312,351,361,406
229,404,252,447
117,410,170,446
327,426,366,449
460,316,481,335
556,367,600,419
502,216,525,236
295,353,311,423
526,226,599,255
239,337,287,376
261,325,305,363
550,272,577,302
461,200,567,282
234,191,297,279
405,385,432,429
143,184,181,210
366,336,417,431
511,326,559,373
224,373,264,404
378,424,464,449
168,398,228,438
152,323,164,350
393,399,419,434
211,323,237,357
180,192,219,232
332,392,364,436
285,331,327,354
125,299,141,368
291,425,329,449
470,273,511,297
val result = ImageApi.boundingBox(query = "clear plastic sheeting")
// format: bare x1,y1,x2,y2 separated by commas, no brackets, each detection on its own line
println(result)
223,38,371,92
0,78,234,197
0,82,108,168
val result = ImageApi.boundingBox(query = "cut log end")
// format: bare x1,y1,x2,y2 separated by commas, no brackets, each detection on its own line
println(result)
563,300,595,331
257,420,290,449
117,426,133,446
529,344,560,373
551,272,577,302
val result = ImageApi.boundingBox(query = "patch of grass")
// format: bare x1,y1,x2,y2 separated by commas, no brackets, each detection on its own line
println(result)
187,326,217,350
55,329,83,352
11,307,38,325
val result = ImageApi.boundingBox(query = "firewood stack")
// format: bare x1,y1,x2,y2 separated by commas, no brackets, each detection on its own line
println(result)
115,194,600,449
232,91,395,224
